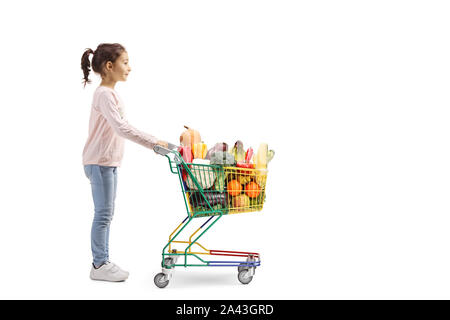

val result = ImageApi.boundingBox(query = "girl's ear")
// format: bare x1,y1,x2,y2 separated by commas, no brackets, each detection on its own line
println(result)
105,61,113,72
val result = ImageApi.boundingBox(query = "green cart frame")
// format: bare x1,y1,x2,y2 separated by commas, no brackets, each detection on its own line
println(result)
153,144,267,288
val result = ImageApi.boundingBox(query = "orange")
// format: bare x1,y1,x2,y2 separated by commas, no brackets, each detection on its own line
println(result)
227,180,242,196
245,181,260,198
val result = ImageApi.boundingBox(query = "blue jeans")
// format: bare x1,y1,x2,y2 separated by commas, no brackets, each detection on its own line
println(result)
84,165,118,267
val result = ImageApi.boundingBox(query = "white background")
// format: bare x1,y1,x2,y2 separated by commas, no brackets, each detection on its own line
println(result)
0,0,450,299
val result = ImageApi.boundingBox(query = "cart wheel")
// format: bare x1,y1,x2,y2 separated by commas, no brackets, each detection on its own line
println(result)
238,265,248,273
154,273,169,288
238,256,256,273
164,258,174,268
238,270,253,285
238,265,256,274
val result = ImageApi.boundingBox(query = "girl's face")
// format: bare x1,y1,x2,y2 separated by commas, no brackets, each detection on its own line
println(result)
104,51,131,82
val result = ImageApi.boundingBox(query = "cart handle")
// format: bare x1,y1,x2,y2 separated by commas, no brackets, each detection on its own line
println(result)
153,142,186,174
153,142,179,156
153,142,213,210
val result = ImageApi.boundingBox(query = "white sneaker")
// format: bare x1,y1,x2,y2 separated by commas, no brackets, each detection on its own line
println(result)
90,261,129,282
110,262,129,278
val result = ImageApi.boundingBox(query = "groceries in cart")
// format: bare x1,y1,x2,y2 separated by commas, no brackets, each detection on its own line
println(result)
177,126,275,216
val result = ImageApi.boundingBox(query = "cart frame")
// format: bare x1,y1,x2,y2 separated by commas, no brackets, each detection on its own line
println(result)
153,144,266,288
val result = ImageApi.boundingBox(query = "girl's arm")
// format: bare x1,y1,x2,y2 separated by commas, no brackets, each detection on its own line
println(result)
98,91,159,149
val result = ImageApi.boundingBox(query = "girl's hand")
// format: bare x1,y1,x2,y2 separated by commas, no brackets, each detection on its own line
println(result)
156,140,169,148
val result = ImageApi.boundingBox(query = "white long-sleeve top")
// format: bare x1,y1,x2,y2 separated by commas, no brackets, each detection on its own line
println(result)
82,86,158,167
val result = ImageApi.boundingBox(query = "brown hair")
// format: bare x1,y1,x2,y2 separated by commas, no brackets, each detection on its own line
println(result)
81,43,126,87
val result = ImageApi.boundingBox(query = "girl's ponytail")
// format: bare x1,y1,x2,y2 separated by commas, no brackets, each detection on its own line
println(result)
81,48,95,88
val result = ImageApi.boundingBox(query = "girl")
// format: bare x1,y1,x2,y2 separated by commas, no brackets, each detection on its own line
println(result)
81,43,168,282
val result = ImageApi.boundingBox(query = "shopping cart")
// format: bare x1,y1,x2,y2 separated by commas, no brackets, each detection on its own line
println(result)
153,143,268,288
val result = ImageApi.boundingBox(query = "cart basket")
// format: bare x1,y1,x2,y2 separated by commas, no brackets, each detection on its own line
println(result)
154,144,268,218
